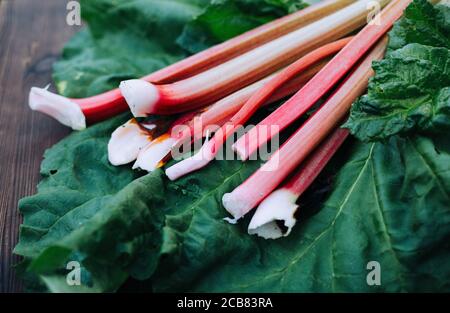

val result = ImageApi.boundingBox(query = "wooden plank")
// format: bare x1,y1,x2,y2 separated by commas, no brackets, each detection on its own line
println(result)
0,0,79,292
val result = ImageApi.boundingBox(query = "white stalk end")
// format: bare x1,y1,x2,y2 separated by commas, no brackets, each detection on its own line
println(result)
119,79,160,117
108,119,152,166
29,86,86,130
165,141,216,181
248,188,299,240
222,192,253,222
133,135,176,172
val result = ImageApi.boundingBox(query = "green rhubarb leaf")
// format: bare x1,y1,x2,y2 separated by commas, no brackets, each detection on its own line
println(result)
387,0,450,53
345,44,450,141
345,0,450,142
13,114,167,292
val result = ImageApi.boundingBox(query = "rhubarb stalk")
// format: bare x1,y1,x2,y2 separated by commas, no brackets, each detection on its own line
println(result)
233,0,407,160
222,36,388,221
121,0,385,116
29,0,353,130
165,37,353,181
248,128,349,240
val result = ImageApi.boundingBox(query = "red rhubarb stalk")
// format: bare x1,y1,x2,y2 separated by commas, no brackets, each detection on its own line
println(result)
121,0,385,116
222,37,388,221
248,128,349,239
165,38,352,180
233,0,408,160
29,0,353,130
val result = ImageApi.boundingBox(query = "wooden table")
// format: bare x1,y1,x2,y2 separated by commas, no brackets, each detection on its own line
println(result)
0,0,79,292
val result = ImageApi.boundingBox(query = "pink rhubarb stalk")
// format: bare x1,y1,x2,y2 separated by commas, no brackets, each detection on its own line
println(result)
29,0,352,130
248,128,349,239
121,0,385,116
233,0,408,160
222,36,388,221
165,38,352,181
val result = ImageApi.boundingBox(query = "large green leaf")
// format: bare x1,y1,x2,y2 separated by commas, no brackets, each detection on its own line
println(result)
14,114,166,292
345,44,450,141
345,0,450,141
387,0,450,53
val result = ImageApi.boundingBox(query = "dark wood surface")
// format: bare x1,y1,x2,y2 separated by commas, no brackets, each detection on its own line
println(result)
0,0,79,292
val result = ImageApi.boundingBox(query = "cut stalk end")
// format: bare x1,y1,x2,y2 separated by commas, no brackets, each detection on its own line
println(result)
133,135,176,172
29,86,86,130
120,79,160,117
108,119,152,166
222,192,252,221
248,189,298,239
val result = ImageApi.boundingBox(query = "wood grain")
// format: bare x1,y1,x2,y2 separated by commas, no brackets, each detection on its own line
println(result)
0,0,79,292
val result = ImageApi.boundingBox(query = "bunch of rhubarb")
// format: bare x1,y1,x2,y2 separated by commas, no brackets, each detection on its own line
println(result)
29,0,416,239
29,0,357,129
